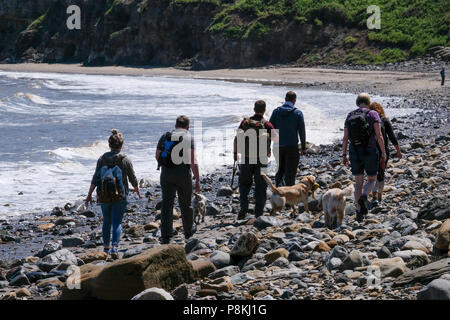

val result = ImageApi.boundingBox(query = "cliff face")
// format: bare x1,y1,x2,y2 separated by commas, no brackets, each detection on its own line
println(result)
0,0,351,69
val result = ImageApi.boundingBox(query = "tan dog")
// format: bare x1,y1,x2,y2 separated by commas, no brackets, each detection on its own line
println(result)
320,184,354,229
261,173,319,217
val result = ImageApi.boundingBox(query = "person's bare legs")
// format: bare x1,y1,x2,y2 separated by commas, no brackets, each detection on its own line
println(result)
354,175,364,210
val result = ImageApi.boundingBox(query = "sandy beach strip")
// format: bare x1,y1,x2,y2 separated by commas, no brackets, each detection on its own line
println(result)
0,63,445,96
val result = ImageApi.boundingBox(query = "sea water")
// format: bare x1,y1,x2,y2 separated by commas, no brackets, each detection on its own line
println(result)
0,71,417,217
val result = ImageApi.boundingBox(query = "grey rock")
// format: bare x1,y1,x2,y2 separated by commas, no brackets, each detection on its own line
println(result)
327,257,343,270
377,246,391,258
62,236,84,248
123,245,148,259
271,257,290,268
206,204,221,216
253,216,283,230
208,266,240,279
36,249,78,272
340,250,363,270
36,241,62,258
417,279,450,300
171,284,189,300
209,250,230,269
417,198,450,221
131,288,174,300
230,272,254,285
329,246,349,261
288,251,305,262
216,187,234,197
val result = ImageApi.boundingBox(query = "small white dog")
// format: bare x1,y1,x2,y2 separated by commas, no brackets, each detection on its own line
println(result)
192,193,207,224
320,184,354,229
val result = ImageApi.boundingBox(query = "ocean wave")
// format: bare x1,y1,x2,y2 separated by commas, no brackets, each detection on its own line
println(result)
14,92,51,105
48,141,109,160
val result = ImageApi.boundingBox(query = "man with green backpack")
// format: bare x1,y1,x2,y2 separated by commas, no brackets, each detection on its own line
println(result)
234,100,275,220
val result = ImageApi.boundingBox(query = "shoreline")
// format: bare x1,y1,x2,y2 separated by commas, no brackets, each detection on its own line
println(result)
0,63,447,98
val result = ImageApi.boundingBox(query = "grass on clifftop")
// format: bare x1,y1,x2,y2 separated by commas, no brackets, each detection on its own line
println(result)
207,0,450,63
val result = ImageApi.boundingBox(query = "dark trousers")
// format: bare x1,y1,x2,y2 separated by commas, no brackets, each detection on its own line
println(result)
160,165,194,241
442,76,445,86
377,153,390,182
275,146,300,187
239,164,267,217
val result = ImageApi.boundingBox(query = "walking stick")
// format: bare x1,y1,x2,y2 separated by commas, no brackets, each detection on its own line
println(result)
230,160,238,191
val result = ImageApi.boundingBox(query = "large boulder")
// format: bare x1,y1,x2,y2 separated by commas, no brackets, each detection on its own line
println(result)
371,257,408,278
60,245,195,300
417,198,450,221
230,232,259,259
434,219,450,252
394,258,450,287
417,278,450,300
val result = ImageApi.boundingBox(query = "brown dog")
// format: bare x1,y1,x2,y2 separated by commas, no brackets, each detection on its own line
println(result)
320,184,354,229
261,173,319,217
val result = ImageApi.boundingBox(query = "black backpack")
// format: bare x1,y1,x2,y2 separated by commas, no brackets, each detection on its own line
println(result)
158,132,183,168
347,109,373,147
237,117,271,162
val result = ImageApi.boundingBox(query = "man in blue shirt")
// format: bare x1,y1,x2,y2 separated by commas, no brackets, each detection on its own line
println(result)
269,91,307,187
441,67,445,86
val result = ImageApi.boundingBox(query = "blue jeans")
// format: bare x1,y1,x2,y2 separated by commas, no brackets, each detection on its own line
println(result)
100,201,127,247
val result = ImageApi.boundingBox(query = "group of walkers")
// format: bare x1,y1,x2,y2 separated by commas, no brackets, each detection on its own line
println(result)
85,91,402,259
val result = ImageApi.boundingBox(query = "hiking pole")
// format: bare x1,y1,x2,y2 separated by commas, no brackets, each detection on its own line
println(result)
230,160,238,191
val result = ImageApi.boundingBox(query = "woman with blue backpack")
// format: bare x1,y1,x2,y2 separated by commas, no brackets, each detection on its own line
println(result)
85,129,141,259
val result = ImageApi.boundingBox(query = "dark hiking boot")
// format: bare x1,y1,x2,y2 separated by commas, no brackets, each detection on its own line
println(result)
356,209,363,223
185,223,197,240
237,211,246,220
358,194,370,215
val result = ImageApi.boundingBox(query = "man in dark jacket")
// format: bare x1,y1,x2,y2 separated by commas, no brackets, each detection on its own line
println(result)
269,91,307,187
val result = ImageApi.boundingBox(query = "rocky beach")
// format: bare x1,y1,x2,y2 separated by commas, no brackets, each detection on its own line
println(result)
0,64,449,301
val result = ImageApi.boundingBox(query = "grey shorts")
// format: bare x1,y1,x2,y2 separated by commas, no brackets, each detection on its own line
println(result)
349,145,379,176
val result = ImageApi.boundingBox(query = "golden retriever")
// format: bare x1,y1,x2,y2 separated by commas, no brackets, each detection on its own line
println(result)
320,184,354,229
261,173,319,217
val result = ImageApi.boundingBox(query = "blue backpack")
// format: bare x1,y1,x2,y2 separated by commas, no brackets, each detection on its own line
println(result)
96,155,126,203
158,132,183,168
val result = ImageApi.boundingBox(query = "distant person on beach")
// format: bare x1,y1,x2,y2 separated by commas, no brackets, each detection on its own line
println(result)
369,102,403,206
269,91,306,187
441,67,445,86
156,115,200,244
234,100,275,220
342,93,386,222
85,129,141,259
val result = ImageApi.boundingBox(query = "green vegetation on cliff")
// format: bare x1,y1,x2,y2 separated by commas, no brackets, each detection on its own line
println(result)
207,0,449,63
